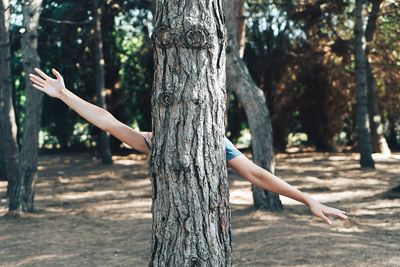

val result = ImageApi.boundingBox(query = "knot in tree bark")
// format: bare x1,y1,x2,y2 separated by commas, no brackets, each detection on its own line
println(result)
190,257,201,266
184,26,210,49
152,26,175,49
159,92,174,106
192,99,200,106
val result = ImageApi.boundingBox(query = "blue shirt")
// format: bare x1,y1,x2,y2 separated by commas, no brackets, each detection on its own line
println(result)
224,137,242,161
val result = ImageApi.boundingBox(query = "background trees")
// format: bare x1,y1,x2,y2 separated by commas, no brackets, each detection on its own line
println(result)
0,0,44,212
225,0,282,211
93,0,112,163
0,0,19,190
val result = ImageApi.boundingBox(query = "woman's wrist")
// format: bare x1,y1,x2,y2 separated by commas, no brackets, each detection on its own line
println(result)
302,194,316,207
58,87,69,101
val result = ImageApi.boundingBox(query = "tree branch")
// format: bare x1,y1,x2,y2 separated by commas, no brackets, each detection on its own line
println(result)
40,17,92,25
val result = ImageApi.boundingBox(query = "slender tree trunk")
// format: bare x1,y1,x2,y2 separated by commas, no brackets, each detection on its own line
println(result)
366,60,389,154
0,157,5,181
225,0,283,211
150,1,231,266
364,0,390,154
0,0,19,189
9,0,44,211
235,0,246,58
102,4,124,151
93,0,112,164
354,0,375,168
387,116,398,149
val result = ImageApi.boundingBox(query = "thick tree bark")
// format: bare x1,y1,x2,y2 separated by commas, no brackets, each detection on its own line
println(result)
354,0,375,168
150,1,231,266
93,0,112,164
225,0,283,211
365,0,390,154
9,0,44,211
0,0,19,187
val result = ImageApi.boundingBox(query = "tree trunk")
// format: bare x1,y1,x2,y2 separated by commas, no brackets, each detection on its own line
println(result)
365,0,390,155
9,0,43,211
235,0,246,58
354,0,375,168
93,0,112,164
0,0,19,188
102,3,125,151
225,0,283,211
387,116,398,149
150,1,232,266
366,60,389,154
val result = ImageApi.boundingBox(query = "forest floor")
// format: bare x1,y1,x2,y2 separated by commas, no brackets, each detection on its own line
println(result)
0,150,399,267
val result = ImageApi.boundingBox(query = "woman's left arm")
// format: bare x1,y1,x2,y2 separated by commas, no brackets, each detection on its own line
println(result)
228,155,348,225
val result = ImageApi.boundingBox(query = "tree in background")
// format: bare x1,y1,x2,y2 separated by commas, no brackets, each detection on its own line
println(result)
225,0,283,211
354,0,375,168
364,0,389,154
376,2,400,150
0,0,19,189
6,0,44,211
102,1,124,150
93,0,112,163
150,0,231,265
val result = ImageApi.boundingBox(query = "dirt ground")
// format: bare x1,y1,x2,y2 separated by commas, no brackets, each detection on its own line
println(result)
0,151,399,267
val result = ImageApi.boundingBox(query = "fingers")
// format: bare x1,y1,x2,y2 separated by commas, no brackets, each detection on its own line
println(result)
52,68,63,80
335,211,348,220
34,67,51,80
319,213,332,225
326,208,348,220
32,83,45,92
29,74,45,86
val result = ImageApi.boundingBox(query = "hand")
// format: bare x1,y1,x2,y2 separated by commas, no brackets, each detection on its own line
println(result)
29,68,66,99
307,199,348,225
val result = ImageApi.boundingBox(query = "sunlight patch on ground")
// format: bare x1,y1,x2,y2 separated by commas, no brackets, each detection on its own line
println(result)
113,158,145,165
53,189,127,200
86,200,152,220
7,254,76,267
0,181,7,192
230,187,253,205
235,225,270,234
307,189,380,203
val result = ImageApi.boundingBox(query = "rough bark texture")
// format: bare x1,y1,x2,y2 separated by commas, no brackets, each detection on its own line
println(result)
150,1,232,266
225,0,283,211
0,0,19,188
354,0,375,168
9,0,44,211
365,0,390,154
93,0,112,164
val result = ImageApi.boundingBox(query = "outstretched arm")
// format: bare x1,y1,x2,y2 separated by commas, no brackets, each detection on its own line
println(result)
29,68,150,154
228,155,348,225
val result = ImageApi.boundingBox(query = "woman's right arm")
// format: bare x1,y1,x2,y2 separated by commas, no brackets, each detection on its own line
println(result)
29,68,150,155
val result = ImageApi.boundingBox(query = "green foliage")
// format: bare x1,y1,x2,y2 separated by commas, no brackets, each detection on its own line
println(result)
6,0,400,151
115,8,153,131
